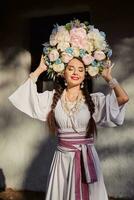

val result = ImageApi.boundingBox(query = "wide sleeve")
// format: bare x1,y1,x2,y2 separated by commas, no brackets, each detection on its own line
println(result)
90,90,127,127
8,77,54,121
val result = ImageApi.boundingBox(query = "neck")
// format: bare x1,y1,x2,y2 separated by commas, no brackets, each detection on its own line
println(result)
66,85,81,95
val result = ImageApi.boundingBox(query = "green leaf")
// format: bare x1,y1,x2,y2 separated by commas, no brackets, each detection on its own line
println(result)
65,23,71,31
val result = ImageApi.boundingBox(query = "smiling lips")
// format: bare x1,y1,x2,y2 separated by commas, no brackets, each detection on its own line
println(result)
71,76,79,80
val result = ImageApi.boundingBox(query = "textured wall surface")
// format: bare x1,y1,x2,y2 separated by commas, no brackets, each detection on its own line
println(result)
0,0,134,198
94,37,134,198
0,50,56,191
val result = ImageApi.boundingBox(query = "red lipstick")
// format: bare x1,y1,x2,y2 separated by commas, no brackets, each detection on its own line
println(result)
71,76,79,80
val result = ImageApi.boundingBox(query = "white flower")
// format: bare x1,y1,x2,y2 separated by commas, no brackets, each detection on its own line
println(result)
48,49,59,61
94,40,107,50
49,65,53,68
87,29,107,51
87,65,99,76
52,63,65,72
49,31,57,46
57,42,70,51
85,41,94,53
50,39,57,46
58,27,70,43
50,26,70,46
72,47,80,57
87,28,101,39
57,26,70,43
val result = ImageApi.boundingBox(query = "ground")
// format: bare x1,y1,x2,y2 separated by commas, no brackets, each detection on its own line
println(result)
0,188,132,200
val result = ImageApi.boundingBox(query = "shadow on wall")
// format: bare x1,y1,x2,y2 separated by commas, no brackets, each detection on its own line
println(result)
95,120,134,198
0,169,6,192
0,47,32,192
0,46,58,193
93,36,134,198
22,135,57,199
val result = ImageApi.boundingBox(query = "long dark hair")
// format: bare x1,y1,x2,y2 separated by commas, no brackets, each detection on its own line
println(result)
47,74,97,138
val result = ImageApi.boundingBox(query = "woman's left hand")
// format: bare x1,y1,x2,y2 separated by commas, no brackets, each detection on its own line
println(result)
101,59,114,82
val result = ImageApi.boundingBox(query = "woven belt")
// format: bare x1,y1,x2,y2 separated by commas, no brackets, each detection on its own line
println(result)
57,132,98,200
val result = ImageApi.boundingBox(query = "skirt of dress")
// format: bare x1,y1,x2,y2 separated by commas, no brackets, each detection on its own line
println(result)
44,144,108,200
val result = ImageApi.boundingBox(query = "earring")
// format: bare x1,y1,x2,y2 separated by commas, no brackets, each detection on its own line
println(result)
65,81,68,86
80,81,84,88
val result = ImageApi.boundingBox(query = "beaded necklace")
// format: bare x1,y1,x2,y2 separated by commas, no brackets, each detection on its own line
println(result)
61,89,85,117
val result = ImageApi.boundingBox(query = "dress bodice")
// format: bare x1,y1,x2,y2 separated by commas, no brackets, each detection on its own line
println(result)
54,98,90,133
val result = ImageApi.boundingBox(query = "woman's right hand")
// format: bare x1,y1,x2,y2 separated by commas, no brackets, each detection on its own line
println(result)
29,55,48,79
38,54,48,73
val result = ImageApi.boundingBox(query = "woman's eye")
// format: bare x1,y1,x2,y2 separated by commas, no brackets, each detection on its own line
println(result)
68,68,73,71
68,67,84,72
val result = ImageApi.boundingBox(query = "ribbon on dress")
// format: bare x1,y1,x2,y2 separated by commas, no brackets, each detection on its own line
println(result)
57,133,98,200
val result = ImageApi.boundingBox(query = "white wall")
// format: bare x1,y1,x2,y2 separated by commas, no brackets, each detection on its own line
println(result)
0,49,56,191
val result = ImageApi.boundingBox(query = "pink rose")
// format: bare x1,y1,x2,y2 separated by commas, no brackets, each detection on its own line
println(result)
82,54,94,65
48,49,59,61
94,50,106,61
70,28,88,49
61,52,73,63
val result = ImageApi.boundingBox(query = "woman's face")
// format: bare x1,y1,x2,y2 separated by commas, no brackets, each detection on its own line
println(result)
64,58,85,88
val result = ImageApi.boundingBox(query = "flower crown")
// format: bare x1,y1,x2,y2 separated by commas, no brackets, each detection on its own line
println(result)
42,19,112,80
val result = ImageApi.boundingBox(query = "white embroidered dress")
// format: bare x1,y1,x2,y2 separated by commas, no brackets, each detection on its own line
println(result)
8,77,126,200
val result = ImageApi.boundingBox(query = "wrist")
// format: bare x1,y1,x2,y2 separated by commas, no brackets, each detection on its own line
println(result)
29,67,43,83
104,76,113,82
29,72,38,83
37,66,46,73
108,78,119,89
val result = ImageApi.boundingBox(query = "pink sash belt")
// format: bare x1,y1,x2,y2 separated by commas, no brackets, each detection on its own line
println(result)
57,133,98,200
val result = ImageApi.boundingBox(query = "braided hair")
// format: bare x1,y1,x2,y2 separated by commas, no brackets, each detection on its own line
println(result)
47,76,65,133
82,76,97,138
47,74,97,138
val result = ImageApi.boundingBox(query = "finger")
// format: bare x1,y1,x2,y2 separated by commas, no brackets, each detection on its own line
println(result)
108,63,114,70
111,63,115,68
41,54,45,59
106,60,111,67
108,60,111,66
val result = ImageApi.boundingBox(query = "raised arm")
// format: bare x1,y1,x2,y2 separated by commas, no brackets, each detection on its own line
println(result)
29,54,48,80
101,62,129,106
8,55,54,121
90,61,129,127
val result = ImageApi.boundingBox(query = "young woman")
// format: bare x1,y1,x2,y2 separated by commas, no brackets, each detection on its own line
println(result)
8,20,129,200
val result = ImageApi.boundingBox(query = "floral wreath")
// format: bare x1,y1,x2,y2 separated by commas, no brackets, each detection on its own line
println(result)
42,19,112,80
